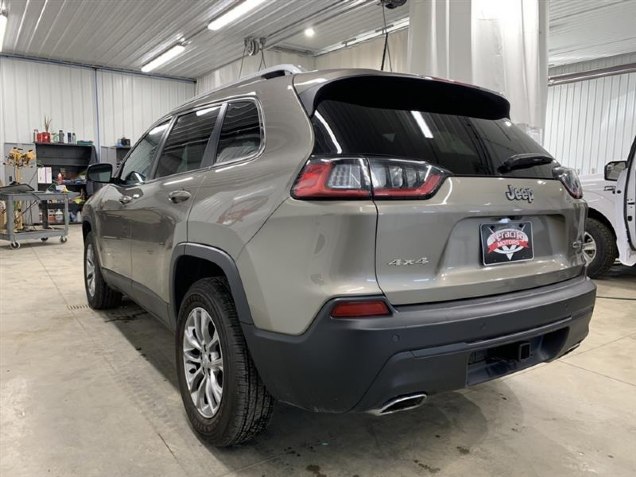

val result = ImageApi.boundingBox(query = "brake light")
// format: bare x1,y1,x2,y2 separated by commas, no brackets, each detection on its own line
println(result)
292,157,449,200
554,167,583,199
330,300,391,318
291,158,371,199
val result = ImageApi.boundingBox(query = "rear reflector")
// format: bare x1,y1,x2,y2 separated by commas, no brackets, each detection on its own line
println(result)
292,156,449,200
330,300,391,318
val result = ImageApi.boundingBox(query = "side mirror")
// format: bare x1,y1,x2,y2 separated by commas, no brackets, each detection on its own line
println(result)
87,163,113,183
604,161,627,181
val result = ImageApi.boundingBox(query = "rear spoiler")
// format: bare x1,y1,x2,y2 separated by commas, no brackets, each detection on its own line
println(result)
293,70,510,120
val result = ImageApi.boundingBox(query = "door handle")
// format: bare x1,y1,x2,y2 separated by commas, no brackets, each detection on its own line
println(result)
168,190,192,204
119,195,133,204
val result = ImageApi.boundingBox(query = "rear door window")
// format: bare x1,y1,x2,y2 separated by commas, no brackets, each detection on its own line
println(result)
216,101,262,164
312,99,555,179
155,105,221,178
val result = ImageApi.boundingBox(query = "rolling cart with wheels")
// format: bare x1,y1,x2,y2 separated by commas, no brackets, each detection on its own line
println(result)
0,190,74,249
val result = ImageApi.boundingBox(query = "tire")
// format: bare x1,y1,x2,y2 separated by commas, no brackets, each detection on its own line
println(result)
176,277,274,447
584,218,617,278
84,231,122,309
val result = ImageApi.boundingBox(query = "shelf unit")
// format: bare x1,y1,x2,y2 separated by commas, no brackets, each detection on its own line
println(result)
34,142,97,224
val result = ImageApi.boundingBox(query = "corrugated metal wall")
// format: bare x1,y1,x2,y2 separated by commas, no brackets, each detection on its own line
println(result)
314,29,409,73
0,56,195,180
0,57,96,145
98,71,194,147
544,53,636,175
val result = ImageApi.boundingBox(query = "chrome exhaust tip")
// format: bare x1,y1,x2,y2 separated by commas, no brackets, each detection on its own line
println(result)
368,393,428,416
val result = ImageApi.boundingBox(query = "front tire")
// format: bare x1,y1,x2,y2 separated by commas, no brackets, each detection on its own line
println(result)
584,218,617,278
176,277,274,447
84,231,122,309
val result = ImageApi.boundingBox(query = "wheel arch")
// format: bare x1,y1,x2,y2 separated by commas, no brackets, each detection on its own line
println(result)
587,207,616,239
170,244,254,328
82,218,93,240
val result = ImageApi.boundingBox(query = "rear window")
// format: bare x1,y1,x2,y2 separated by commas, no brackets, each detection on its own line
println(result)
216,101,262,164
312,99,556,178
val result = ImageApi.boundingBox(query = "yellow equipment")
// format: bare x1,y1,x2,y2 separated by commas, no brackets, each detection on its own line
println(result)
2,148,37,231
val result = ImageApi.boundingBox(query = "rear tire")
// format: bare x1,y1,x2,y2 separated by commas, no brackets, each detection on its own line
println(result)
584,218,617,278
176,277,274,447
84,231,122,309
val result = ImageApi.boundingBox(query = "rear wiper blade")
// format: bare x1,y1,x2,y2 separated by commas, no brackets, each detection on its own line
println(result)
498,153,554,173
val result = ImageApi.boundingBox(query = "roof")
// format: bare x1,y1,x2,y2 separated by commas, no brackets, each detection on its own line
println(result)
162,66,512,121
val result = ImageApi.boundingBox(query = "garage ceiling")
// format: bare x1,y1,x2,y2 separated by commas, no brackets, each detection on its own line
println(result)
1,0,635,80
549,0,636,66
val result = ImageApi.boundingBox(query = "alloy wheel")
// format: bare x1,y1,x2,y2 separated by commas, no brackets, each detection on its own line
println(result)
183,307,224,418
85,244,96,297
582,231,597,264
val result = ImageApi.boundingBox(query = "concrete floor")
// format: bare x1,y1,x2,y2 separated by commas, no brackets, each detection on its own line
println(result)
1,227,635,477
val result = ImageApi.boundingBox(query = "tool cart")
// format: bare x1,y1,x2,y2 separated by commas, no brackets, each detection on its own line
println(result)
0,188,74,249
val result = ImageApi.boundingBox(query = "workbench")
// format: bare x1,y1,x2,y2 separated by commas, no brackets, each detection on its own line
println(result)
0,190,75,249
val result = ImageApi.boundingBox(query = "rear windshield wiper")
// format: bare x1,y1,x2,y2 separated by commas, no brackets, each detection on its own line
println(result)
497,153,554,173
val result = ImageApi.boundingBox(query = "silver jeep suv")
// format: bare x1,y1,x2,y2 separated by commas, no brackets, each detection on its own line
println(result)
83,66,596,446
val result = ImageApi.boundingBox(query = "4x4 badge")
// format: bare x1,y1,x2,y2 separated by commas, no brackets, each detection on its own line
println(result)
505,185,534,203
388,257,429,266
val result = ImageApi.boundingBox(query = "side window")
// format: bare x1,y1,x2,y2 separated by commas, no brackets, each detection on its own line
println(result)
155,105,221,178
216,101,262,164
119,121,169,185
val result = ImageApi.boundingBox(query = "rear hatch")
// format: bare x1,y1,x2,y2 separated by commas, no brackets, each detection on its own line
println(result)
295,72,587,305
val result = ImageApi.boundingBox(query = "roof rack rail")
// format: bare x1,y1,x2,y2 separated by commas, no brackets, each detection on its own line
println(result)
242,64,306,82
183,64,306,107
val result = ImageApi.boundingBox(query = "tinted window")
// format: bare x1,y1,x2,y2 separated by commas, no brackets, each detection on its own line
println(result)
312,100,556,178
155,106,221,178
216,101,262,164
119,121,169,185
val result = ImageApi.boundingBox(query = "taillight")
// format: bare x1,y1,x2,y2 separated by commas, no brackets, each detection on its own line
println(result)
291,157,371,199
369,159,447,198
330,300,391,318
554,167,583,199
292,156,449,200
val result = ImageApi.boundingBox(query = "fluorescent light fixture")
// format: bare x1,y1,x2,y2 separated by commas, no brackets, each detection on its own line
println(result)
304,27,315,38
141,44,185,73
208,0,267,31
0,13,7,53
149,123,170,135
196,106,220,116
411,111,433,139
316,17,410,56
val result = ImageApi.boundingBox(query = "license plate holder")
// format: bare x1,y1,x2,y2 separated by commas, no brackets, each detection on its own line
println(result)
480,222,534,265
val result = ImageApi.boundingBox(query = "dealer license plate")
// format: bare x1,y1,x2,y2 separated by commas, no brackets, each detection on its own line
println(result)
480,222,534,265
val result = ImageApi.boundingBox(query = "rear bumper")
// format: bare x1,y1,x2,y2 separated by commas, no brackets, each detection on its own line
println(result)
242,274,596,413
